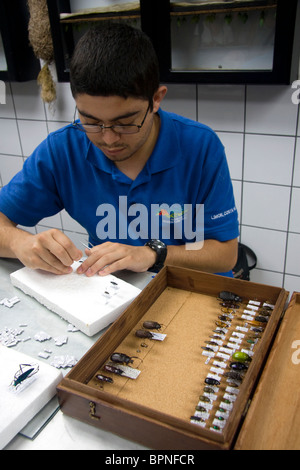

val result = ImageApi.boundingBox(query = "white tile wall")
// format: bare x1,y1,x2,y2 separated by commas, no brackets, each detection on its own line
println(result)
0,80,299,294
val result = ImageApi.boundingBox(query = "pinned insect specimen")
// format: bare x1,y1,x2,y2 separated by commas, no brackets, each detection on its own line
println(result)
110,352,139,365
10,363,39,392
96,374,114,384
135,329,153,339
219,291,242,303
142,321,162,330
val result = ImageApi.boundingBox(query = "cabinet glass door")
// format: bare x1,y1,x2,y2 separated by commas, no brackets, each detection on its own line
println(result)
170,0,277,72
54,0,142,80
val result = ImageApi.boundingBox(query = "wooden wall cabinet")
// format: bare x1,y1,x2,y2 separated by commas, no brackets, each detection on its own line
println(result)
47,0,300,84
0,0,40,81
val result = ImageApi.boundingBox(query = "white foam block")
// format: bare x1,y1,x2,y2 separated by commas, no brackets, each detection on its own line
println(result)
0,344,62,449
10,262,141,336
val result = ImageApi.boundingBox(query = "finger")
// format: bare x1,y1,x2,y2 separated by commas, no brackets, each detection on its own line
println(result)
51,230,83,264
39,229,82,267
77,243,112,274
79,246,124,276
82,253,113,276
29,251,74,275
35,247,75,274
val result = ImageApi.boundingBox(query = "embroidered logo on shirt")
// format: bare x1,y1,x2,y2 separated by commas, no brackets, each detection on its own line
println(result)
211,206,237,220
157,204,186,224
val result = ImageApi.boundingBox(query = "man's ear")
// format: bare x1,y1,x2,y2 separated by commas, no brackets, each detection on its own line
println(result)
152,86,168,113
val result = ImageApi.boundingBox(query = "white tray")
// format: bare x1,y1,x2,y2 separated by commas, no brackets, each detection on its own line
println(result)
10,262,141,337
0,345,62,449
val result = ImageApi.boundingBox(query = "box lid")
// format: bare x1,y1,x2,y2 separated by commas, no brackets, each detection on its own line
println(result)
235,292,300,450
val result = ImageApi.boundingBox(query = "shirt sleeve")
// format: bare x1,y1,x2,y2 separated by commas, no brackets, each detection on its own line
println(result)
198,132,239,242
0,138,64,226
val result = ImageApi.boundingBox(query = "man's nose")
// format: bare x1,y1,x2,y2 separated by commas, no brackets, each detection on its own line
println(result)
101,128,121,145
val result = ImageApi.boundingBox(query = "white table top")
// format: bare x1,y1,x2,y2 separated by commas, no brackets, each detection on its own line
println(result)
0,258,152,450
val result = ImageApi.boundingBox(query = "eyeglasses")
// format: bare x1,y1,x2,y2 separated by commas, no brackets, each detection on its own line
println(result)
72,105,150,135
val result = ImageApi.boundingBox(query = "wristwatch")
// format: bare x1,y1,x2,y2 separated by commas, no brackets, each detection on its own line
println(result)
144,239,167,271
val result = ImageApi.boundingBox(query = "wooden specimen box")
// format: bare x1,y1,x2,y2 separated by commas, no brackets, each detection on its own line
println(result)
57,266,289,450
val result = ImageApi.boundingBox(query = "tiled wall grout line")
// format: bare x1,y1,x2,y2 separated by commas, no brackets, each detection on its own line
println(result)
238,84,247,241
282,104,300,287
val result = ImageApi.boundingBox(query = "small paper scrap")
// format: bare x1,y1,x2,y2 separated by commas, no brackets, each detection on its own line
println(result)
54,335,68,346
38,351,51,359
0,326,24,347
67,324,79,332
0,296,20,308
50,355,78,369
34,331,52,342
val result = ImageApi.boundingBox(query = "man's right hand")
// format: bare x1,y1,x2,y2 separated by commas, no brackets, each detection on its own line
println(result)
11,228,83,275
0,212,82,275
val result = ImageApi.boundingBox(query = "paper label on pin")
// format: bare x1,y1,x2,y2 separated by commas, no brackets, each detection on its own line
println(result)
112,364,141,379
151,332,167,341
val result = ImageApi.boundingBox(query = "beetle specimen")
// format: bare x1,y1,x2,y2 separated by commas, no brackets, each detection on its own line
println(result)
205,377,220,386
254,315,269,323
103,364,125,375
218,315,232,322
230,362,248,371
135,329,153,339
215,320,229,328
203,386,215,394
190,415,205,423
110,352,138,365
232,351,252,363
224,371,243,382
96,374,114,384
219,291,242,303
251,326,264,333
143,321,162,330
10,363,39,389
195,405,207,413
199,395,211,403
213,329,226,336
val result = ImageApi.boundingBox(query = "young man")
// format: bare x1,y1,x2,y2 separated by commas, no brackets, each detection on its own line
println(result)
0,23,239,277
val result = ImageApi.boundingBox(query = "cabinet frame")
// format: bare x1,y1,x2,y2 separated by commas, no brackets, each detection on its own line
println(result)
47,0,300,84
0,0,40,82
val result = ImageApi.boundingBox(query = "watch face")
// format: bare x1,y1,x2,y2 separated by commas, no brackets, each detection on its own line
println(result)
150,239,165,248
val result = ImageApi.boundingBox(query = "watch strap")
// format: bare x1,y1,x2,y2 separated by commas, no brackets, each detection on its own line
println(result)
144,239,167,271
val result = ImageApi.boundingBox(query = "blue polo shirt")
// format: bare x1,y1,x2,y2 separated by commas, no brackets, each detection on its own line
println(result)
0,109,239,275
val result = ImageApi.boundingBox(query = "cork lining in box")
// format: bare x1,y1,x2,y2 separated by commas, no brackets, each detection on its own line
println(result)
87,285,269,428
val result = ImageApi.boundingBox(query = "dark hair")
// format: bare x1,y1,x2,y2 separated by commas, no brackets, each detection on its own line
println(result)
70,22,160,109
